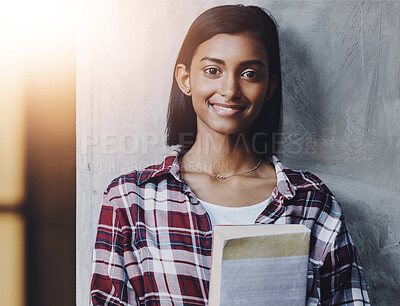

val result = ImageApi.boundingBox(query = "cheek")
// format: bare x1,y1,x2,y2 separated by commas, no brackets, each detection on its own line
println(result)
191,79,219,102
242,84,268,104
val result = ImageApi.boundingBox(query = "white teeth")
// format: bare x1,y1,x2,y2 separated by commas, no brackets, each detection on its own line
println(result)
213,104,240,111
216,105,233,111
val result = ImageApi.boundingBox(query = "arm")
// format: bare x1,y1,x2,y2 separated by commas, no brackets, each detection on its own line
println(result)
319,218,370,305
295,171,370,305
90,190,138,306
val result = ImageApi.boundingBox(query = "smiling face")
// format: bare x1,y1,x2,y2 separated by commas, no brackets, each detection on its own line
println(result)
176,33,274,138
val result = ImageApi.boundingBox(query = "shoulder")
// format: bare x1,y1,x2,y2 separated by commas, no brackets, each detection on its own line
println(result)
99,167,164,222
103,148,182,201
104,164,164,197
105,170,140,194
284,168,334,196
271,155,344,222
270,155,334,196
285,167,342,215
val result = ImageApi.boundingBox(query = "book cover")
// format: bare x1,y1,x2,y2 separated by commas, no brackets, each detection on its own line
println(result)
208,224,310,306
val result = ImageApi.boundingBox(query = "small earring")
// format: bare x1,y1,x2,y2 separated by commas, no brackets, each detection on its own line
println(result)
186,89,191,93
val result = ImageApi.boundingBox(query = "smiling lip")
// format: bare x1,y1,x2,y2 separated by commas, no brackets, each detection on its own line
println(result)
208,102,246,116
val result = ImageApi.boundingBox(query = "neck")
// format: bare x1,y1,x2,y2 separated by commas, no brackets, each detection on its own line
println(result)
184,129,260,175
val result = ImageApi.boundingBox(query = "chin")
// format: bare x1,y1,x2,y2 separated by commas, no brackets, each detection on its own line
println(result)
209,123,250,136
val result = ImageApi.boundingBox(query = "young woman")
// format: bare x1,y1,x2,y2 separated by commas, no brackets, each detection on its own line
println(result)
91,5,369,305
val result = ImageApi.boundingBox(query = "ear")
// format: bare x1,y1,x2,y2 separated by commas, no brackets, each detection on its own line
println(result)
175,64,192,96
264,74,278,103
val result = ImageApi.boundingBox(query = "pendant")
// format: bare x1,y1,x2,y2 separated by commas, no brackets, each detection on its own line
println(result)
215,175,225,180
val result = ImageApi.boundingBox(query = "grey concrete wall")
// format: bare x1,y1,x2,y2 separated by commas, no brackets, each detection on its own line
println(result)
77,1,400,305
276,1,400,304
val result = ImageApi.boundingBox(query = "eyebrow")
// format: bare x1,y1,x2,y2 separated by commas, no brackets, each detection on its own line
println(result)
200,56,265,68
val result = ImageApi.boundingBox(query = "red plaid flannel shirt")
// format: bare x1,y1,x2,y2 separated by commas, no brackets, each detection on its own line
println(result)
90,148,369,305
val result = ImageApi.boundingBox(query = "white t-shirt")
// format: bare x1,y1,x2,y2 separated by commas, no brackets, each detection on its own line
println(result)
198,197,271,227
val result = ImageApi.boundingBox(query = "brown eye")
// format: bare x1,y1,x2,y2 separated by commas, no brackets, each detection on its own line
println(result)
204,67,220,75
241,70,262,80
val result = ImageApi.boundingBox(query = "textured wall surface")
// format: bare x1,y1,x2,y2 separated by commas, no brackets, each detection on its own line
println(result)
77,1,400,305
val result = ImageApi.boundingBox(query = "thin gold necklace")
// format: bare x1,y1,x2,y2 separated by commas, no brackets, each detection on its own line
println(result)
182,155,262,180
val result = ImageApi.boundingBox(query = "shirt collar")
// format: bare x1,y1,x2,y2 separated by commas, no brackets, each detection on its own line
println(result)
136,147,183,185
269,155,297,200
136,147,301,201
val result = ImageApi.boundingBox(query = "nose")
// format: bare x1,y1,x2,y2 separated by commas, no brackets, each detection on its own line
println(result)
219,73,241,100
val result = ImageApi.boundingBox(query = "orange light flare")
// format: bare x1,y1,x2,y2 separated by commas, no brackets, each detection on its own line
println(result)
0,1,75,305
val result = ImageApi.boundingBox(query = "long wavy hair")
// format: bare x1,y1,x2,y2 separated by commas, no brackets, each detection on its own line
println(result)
166,4,282,157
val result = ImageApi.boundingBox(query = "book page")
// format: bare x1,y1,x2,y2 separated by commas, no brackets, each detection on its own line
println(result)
219,255,308,306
